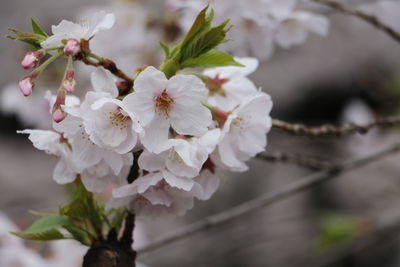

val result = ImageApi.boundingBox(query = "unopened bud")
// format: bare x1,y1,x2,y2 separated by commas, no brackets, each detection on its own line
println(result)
63,70,76,93
52,90,67,123
21,50,44,69
18,76,34,96
63,39,80,56
52,108,67,123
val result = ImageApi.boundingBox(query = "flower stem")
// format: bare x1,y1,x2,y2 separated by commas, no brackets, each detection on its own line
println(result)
160,58,181,79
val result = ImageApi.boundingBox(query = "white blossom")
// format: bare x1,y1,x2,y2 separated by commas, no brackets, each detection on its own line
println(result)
123,66,212,153
64,70,141,154
111,172,195,217
274,10,329,49
213,92,273,171
78,3,163,74
203,57,259,111
41,11,115,50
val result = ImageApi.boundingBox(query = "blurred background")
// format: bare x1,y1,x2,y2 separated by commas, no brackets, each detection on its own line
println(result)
2,0,400,266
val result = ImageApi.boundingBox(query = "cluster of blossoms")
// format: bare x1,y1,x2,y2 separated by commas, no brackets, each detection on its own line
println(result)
15,10,273,217
168,0,330,59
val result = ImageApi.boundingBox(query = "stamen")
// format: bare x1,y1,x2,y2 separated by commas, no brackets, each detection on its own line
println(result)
155,90,174,117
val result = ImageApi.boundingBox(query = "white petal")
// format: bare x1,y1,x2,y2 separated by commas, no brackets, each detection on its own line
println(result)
136,172,164,193
193,169,220,200
203,57,259,79
91,69,119,98
162,170,194,191
170,101,212,136
134,66,168,94
81,171,109,193
140,113,171,153
102,151,126,175
17,129,61,155
112,183,137,198
276,18,308,49
141,187,173,206
138,150,166,171
123,92,155,127
86,11,116,37
53,159,77,184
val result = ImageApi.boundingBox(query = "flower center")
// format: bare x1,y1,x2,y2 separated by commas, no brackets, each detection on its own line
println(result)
108,108,130,130
206,74,228,96
232,116,250,132
168,149,183,164
155,90,174,115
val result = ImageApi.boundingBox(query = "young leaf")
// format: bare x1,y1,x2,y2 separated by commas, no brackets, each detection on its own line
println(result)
181,49,244,68
180,20,231,62
7,28,46,48
63,224,92,246
160,41,170,58
12,215,73,241
181,5,209,48
60,178,103,233
31,18,48,37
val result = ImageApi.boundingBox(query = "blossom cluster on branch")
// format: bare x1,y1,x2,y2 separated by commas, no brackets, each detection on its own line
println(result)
5,0,400,265
11,7,272,222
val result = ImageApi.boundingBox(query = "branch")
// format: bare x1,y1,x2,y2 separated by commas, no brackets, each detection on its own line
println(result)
79,56,134,85
256,152,334,170
312,0,400,43
272,115,400,136
74,40,134,95
138,143,400,253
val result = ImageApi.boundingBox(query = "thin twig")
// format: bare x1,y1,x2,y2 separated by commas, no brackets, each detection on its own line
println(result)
272,115,400,136
138,143,400,253
75,40,134,95
256,152,334,170
312,0,400,43
79,56,134,84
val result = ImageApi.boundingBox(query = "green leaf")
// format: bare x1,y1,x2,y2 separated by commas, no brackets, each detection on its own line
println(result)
182,49,243,68
181,5,209,48
31,18,48,37
315,215,362,250
60,178,103,233
7,28,46,48
180,19,231,62
64,224,92,246
160,41,170,58
12,215,73,241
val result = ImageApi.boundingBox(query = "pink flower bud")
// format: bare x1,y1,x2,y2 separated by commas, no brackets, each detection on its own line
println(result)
52,90,67,123
18,77,33,96
52,108,67,123
62,70,76,93
21,50,44,69
63,39,80,56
